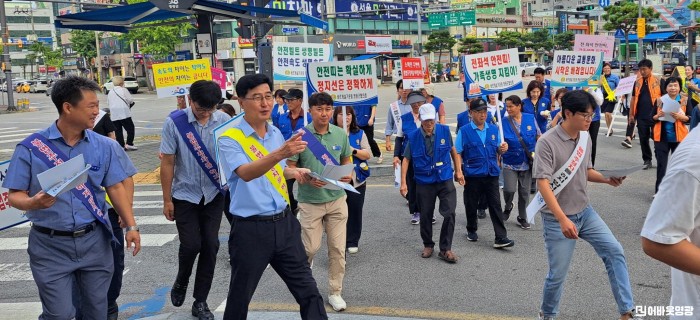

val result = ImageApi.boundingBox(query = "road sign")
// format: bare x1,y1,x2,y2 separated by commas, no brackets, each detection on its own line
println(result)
637,18,646,39
598,0,610,8
428,10,475,28
615,29,623,37
282,27,300,34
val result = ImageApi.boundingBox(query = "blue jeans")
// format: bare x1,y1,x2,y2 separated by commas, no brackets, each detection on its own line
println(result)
540,206,634,318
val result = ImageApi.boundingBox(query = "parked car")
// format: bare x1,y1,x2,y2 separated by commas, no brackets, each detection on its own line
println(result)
15,80,33,93
1,79,27,92
520,62,544,77
610,59,620,69
30,80,50,93
103,76,139,94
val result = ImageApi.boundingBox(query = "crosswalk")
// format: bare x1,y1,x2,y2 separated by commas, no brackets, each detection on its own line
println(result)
0,184,179,319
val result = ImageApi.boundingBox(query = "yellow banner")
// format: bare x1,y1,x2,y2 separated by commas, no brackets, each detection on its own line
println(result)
153,59,212,89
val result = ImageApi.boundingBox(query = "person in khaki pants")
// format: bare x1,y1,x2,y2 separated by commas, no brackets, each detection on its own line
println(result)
287,92,353,312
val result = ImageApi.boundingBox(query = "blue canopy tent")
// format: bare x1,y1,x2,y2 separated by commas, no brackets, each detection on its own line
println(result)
55,0,328,33
614,31,685,43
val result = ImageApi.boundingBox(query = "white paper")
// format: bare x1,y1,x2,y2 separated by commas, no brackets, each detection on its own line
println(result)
660,95,681,123
394,164,401,189
321,164,354,181
308,172,360,194
597,165,645,179
37,154,91,197
213,112,245,187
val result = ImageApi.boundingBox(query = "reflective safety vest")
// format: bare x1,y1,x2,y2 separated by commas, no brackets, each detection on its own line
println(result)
522,97,550,133
502,113,538,167
459,124,500,177
408,124,453,185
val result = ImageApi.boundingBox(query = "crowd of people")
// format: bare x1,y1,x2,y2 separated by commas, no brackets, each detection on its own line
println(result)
2,56,700,320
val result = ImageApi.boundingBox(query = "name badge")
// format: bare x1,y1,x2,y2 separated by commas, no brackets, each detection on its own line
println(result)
90,165,100,171
332,145,341,151
436,162,444,167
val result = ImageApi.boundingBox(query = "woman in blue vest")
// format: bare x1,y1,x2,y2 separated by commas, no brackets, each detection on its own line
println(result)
353,104,382,164
456,99,514,248
421,84,446,124
501,95,540,230
395,91,433,225
522,80,551,133
333,106,371,254
271,89,288,126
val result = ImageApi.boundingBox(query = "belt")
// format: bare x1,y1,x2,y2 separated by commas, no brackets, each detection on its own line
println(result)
232,207,291,222
32,222,97,238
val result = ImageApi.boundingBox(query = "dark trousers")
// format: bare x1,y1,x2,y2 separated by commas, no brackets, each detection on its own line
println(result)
416,181,456,252
588,120,600,167
625,118,636,138
113,117,136,147
286,179,298,213
346,183,367,248
224,212,327,320
173,194,224,302
74,210,124,319
464,176,508,239
224,190,233,225
406,162,419,214
359,125,381,157
636,120,654,163
654,141,679,193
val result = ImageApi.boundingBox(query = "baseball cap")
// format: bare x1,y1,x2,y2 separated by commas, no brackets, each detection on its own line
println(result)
283,88,303,100
422,83,435,96
469,98,488,111
406,91,427,105
419,103,436,121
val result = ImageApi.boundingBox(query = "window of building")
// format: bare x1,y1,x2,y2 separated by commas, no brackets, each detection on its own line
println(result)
506,7,516,14
9,30,52,37
7,16,51,24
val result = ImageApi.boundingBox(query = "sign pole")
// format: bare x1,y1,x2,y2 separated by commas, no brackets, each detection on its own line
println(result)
303,80,309,126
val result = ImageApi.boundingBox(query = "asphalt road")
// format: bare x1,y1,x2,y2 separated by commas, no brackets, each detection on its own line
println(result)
0,79,677,320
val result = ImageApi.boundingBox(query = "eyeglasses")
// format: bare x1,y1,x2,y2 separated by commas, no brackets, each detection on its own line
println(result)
242,94,275,103
576,112,594,120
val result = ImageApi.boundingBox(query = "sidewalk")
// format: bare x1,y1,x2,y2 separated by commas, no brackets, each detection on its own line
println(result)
140,311,432,320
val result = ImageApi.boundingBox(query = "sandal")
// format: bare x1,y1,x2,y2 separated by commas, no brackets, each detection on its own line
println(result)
421,247,434,258
438,250,458,263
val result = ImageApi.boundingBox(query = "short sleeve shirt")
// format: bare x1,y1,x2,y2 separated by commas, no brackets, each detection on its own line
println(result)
289,124,352,204
2,123,128,231
532,125,593,215
160,108,231,205
641,128,700,317
219,118,288,217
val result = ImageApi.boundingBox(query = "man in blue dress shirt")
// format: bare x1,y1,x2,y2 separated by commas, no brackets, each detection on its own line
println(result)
3,76,141,320
219,74,327,320
160,80,231,319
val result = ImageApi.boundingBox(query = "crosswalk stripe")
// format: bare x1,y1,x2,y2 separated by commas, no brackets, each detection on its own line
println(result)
0,129,36,135
0,127,19,132
0,263,33,281
0,133,35,139
0,234,177,250
133,190,164,197
0,302,42,320
135,215,171,225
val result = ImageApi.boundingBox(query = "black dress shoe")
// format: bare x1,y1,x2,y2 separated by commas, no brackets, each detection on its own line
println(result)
643,161,652,170
171,281,188,307
503,204,513,221
192,301,215,320
107,301,118,320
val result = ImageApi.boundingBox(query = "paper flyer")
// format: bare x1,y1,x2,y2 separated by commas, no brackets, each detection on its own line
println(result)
213,113,245,187
36,154,91,197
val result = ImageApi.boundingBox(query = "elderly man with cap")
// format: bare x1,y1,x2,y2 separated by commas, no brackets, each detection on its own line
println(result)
456,99,515,249
394,91,438,224
401,104,463,262
421,84,446,124
272,88,311,214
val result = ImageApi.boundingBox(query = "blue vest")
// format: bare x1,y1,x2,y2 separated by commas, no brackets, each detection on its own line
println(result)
400,112,420,158
522,97,550,133
502,114,538,166
275,112,311,140
456,110,497,134
408,124,454,185
354,105,373,127
460,124,500,177
430,97,443,116
349,130,370,182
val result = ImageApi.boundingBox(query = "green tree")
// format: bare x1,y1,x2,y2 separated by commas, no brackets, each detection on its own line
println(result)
70,29,99,66
424,30,457,72
603,1,658,76
495,31,523,49
523,29,553,51
553,31,575,50
45,49,65,74
457,37,484,54
118,0,193,60
28,42,53,78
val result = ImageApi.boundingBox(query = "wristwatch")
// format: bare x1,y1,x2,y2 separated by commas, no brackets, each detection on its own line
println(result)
352,149,358,155
125,226,140,232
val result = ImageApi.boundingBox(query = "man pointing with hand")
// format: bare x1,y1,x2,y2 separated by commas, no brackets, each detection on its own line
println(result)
219,74,327,320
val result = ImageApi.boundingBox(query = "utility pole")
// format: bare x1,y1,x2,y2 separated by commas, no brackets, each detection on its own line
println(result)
416,2,422,58
95,31,101,85
0,0,16,111
637,0,643,60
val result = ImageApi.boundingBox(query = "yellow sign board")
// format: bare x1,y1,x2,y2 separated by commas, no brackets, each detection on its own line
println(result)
153,59,212,98
637,18,646,39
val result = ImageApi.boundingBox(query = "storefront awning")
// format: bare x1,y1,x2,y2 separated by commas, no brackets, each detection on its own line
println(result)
55,0,328,33
615,31,685,43
351,54,400,60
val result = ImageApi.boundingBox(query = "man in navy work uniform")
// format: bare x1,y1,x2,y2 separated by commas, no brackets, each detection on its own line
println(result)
456,99,515,248
160,80,231,319
401,104,465,263
219,74,328,320
3,75,141,320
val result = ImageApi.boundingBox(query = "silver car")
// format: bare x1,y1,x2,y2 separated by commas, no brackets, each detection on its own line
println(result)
103,76,139,94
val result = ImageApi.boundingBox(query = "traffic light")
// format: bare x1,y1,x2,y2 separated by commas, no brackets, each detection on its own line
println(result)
17,39,23,48
576,5,595,11
235,19,253,40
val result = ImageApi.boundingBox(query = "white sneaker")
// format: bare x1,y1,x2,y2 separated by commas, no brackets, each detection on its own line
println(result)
375,155,383,164
328,294,347,312
125,144,138,150
348,247,358,254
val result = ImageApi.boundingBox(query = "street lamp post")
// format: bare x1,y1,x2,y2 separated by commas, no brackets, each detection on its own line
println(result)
638,0,644,60
0,0,16,111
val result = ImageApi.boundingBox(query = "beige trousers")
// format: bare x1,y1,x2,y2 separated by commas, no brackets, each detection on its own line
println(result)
298,195,348,296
